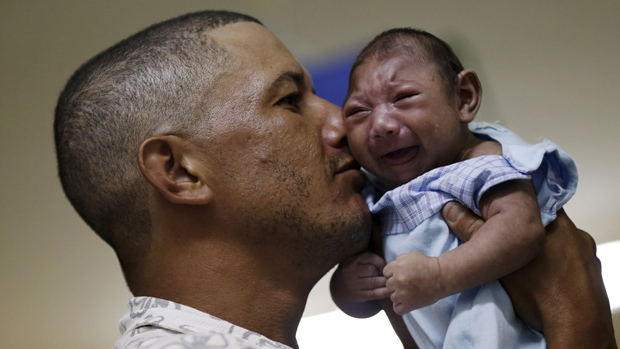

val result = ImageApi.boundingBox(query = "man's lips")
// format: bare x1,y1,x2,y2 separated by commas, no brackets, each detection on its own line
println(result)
334,157,361,175
380,145,419,166
333,155,366,190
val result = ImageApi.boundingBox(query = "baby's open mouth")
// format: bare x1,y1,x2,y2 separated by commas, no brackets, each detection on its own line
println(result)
381,145,419,166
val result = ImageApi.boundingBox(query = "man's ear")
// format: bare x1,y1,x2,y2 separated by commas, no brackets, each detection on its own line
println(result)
455,69,482,123
138,136,213,205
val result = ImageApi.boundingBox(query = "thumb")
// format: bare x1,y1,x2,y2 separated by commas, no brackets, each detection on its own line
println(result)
442,201,485,242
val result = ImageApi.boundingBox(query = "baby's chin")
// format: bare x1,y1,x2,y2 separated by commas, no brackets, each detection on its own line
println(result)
366,168,418,189
391,175,416,187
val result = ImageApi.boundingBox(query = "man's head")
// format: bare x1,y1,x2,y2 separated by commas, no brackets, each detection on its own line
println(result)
55,11,370,293
55,10,262,283
343,28,482,186
174,20,371,273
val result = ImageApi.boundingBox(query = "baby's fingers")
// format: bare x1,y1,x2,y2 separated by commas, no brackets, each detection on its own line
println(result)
392,300,412,315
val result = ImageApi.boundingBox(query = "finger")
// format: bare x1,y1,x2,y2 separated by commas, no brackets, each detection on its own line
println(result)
385,273,396,291
390,293,404,313
357,252,387,270
393,302,408,316
383,263,394,279
354,264,384,278
365,286,392,300
359,276,387,290
442,201,484,242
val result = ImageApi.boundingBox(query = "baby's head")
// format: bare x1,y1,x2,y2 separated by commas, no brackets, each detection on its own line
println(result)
343,28,482,186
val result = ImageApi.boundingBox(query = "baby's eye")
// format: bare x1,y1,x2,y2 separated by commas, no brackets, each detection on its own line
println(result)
344,107,366,118
394,93,415,102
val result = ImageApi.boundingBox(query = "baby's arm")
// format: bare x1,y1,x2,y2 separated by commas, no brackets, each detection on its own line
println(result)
330,251,391,318
443,203,617,349
384,179,546,314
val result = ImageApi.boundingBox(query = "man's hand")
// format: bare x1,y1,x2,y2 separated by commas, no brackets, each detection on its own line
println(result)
442,201,617,349
384,252,443,315
330,252,391,318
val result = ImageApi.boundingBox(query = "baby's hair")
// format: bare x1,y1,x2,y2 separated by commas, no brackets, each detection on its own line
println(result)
350,28,464,96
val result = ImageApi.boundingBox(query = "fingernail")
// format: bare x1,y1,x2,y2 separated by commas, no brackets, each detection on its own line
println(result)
444,201,464,222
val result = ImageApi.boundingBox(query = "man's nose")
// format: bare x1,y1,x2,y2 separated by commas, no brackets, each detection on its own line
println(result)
369,108,399,139
321,99,349,149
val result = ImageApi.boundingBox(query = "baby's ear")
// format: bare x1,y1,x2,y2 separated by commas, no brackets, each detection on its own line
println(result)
138,135,213,205
455,69,482,123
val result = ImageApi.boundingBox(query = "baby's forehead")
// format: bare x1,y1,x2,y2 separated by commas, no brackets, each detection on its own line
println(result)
351,49,436,82
355,42,432,74
345,53,439,104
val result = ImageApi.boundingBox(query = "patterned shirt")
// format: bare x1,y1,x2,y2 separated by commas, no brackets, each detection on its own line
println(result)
115,297,292,349
360,122,578,348
365,155,530,235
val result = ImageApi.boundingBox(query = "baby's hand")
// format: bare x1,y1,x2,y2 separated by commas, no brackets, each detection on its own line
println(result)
384,252,444,315
331,252,391,304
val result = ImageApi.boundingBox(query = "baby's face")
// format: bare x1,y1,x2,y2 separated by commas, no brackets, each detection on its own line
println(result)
343,55,466,186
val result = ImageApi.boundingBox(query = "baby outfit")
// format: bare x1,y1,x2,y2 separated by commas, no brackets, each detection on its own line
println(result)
363,122,578,348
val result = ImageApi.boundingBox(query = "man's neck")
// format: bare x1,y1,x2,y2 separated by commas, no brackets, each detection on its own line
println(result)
138,236,312,348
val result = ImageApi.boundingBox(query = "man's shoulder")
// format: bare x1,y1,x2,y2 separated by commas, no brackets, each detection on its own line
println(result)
116,331,269,349
116,297,292,349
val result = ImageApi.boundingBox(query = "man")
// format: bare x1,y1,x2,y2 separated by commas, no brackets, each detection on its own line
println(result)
54,10,615,349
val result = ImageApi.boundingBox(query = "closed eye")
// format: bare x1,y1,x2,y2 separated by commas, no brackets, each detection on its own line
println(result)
344,108,367,118
394,93,416,103
343,100,370,118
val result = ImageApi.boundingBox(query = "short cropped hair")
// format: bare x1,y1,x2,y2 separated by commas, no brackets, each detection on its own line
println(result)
350,27,464,96
54,11,262,279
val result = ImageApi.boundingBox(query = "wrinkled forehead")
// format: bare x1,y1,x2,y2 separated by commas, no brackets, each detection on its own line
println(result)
345,52,438,102
355,45,433,78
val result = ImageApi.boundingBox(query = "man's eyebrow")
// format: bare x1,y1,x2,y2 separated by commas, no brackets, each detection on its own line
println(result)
269,71,315,94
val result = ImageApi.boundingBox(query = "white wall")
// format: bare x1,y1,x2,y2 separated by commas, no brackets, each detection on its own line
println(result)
1,1,618,347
